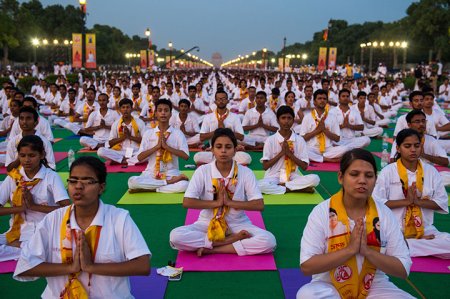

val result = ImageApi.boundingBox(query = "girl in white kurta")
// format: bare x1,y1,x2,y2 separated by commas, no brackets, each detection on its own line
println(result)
373,129,450,259
128,99,190,193
258,106,319,194
298,149,414,299
170,128,276,256
0,135,70,261
14,156,151,299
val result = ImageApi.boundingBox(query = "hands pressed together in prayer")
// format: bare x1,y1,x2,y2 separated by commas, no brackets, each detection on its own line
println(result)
348,218,371,257
68,231,95,273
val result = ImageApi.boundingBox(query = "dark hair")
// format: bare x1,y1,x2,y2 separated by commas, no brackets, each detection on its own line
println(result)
118,98,133,107
340,149,377,175
211,128,237,147
339,88,351,97
86,87,96,93
132,83,141,89
409,90,423,102
406,109,426,123
152,86,160,92
357,91,367,98
215,89,228,99
329,208,337,215
248,86,256,91
271,87,280,96
188,85,196,92
10,99,23,107
284,91,295,100
155,98,173,111
17,135,52,169
14,91,25,98
178,99,190,107
59,84,67,91
68,88,76,93
19,106,39,121
256,91,267,98
423,92,434,99
313,89,328,101
98,93,109,100
23,96,38,108
70,156,107,184
394,129,422,161
276,105,295,119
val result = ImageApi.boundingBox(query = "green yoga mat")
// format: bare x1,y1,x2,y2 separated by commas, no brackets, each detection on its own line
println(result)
117,170,323,205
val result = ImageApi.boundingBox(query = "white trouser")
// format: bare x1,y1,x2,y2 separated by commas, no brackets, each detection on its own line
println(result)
80,136,106,149
128,175,189,193
0,140,8,151
0,245,21,262
437,139,450,154
53,118,82,135
375,118,390,127
241,135,256,146
440,171,450,186
0,154,5,165
296,280,415,299
337,136,371,150
382,110,397,119
97,147,131,164
407,229,450,259
169,219,276,256
363,126,383,138
39,106,52,115
193,151,252,165
258,173,320,195
247,134,269,144
186,134,201,146
307,145,350,163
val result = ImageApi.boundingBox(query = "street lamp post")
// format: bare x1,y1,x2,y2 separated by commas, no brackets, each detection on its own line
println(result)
168,41,173,69
368,42,373,74
401,41,408,73
145,28,151,69
360,43,366,67
301,53,308,66
31,38,40,63
79,0,87,69
262,48,267,70
282,37,286,72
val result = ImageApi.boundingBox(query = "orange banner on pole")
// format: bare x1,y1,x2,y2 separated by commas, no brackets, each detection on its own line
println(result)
140,50,148,69
318,47,327,72
85,33,96,69
148,50,154,68
72,33,82,68
328,47,337,70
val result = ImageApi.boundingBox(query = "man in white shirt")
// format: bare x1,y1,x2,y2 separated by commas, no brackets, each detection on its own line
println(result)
438,77,449,102
0,99,21,151
169,99,201,146
354,91,383,137
128,99,190,193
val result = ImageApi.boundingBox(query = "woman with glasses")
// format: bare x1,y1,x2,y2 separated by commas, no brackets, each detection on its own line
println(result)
14,156,151,299
0,135,70,261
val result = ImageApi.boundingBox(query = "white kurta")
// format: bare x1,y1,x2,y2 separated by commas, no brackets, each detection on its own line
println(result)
373,162,450,258
169,162,276,256
169,113,201,146
80,109,120,149
298,199,414,299
242,107,279,143
329,106,371,149
13,201,151,299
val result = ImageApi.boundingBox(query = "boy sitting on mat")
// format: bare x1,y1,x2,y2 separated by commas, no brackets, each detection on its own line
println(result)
169,99,202,148
258,106,320,194
97,98,146,165
170,128,276,256
128,99,190,193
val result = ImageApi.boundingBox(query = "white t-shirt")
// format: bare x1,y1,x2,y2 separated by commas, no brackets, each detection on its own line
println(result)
300,199,412,284
169,113,200,134
200,110,244,137
329,106,364,139
6,132,55,169
107,117,147,151
260,131,309,179
185,162,262,224
85,109,120,141
242,107,278,138
136,126,188,178
14,201,151,299
300,110,341,150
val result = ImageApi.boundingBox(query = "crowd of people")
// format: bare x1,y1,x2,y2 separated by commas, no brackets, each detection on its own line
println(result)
0,66,448,298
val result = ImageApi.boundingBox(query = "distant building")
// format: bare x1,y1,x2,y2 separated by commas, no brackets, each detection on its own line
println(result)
211,52,223,68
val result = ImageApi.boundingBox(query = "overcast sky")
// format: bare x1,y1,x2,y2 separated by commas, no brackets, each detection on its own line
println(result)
35,0,415,62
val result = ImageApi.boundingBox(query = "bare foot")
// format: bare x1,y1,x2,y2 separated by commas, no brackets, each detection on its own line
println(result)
422,234,435,240
167,174,189,184
197,247,210,257
231,230,251,242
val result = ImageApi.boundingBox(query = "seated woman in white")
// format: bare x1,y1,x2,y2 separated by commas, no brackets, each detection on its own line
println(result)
258,106,319,194
97,98,146,165
298,149,414,299
300,89,349,163
0,135,70,261
373,129,450,259
80,93,119,150
170,128,276,256
128,99,189,193
14,156,151,299
169,99,201,147
195,90,252,165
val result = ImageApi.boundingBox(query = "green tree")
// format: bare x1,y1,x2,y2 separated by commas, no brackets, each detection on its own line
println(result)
0,0,20,67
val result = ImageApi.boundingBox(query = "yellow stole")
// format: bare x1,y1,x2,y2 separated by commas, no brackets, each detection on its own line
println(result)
284,140,295,181
68,101,76,123
59,206,101,299
328,190,380,299
5,168,41,244
311,108,328,153
113,96,121,112
132,97,142,108
396,159,425,239
247,100,255,110
147,101,158,128
240,88,248,99
215,109,229,122
82,103,94,126
154,131,172,180
207,162,238,242
269,96,279,112
112,117,139,150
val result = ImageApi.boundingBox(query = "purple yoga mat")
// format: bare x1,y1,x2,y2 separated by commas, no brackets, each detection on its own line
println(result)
130,268,168,299
306,162,340,172
411,257,450,274
175,209,277,271
279,268,312,299
0,260,17,273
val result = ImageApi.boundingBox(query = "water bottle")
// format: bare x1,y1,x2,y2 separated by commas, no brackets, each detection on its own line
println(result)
380,149,389,169
68,148,75,169
382,133,389,151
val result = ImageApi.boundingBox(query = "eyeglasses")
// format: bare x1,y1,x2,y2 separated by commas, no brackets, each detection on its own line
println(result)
411,119,427,124
67,178,99,186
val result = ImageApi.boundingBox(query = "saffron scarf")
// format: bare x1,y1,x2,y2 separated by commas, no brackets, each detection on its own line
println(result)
269,96,279,112
82,103,95,127
5,168,41,244
311,108,328,153
396,159,425,239
283,139,295,182
328,190,380,298
215,109,229,123
59,205,101,299
147,101,158,128
207,162,238,242
111,117,139,150
240,88,248,99
154,131,172,180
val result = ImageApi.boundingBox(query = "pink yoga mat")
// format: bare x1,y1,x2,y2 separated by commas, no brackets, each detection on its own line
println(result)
411,257,450,274
54,152,68,163
175,209,277,271
306,162,340,172
0,260,17,273
105,161,147,173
